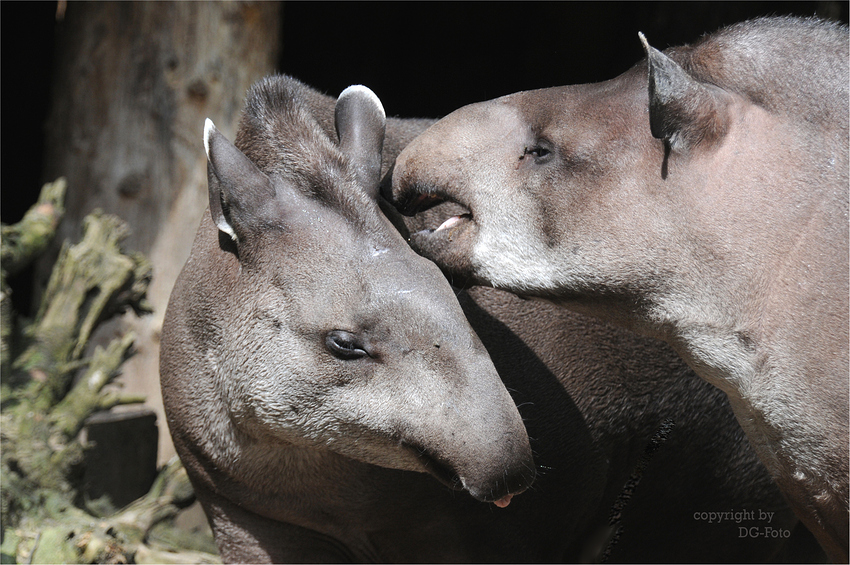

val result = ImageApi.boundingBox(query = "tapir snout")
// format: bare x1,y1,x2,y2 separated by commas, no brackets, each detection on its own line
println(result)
342,258,535,503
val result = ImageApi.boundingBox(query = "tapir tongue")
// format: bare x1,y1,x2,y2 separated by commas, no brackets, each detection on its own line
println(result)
493,494,513,508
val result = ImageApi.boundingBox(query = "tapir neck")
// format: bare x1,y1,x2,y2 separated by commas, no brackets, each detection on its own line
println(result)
551,98,849,504
180,402,396,551
556,96,847,398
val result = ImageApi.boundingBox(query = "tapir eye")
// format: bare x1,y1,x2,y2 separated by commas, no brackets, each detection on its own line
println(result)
523,142,553,163
325,330,370,360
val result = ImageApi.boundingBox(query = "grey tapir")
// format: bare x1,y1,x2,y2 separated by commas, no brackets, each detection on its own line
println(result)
388,16,849,561
160,74,824,562
160,78,536,560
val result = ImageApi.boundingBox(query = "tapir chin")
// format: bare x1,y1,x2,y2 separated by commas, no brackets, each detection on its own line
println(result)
389,16,849,561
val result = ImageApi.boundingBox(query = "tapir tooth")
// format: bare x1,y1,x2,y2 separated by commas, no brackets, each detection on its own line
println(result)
435,215,464,232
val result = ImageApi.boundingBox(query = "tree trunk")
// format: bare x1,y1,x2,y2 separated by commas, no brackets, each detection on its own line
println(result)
40,1,281,465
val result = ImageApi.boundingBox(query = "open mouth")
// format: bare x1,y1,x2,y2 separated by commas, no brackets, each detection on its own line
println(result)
399,192,445,216
432,212,472,233
395,189,473,237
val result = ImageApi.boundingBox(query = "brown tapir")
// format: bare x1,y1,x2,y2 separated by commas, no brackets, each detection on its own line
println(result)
388,16,849,562
161,75,822,563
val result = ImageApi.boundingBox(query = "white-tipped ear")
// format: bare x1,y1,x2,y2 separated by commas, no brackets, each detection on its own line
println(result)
338,85,386,121
204,118,215,160
335,85,387,196
204,118,274,244
203,118,237,241
211,169,238,242
637,32,651,54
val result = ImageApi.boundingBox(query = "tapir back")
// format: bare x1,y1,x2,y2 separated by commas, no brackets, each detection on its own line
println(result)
677,17,848,128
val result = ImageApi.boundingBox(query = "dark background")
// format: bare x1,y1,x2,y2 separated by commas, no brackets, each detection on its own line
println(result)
3,1,847,226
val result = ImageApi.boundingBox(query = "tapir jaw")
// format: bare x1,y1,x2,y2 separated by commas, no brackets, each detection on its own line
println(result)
404,208,481,288
323,406,535,506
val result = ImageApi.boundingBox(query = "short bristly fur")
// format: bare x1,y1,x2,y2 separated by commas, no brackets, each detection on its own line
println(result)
161,77,537,562
159,75,823,562
390,17,848,561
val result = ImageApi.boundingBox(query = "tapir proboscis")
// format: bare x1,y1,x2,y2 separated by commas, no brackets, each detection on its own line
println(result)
388,16,849,561
161,75,824,562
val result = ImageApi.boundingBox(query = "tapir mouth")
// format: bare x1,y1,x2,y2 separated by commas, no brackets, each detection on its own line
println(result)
408,444,465,492
397,190,446,216
404,441,529,506
392,185,474,238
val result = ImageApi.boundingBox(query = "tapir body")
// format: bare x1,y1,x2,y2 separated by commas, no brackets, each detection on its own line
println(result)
389,17,848,560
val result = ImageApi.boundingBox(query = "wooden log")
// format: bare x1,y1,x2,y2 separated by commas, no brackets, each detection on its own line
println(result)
12,210,151,412
0,178,66,277
1,198,217,563
80,408,159,511
40,1,281,467
0,459,218,564
1,178,66,382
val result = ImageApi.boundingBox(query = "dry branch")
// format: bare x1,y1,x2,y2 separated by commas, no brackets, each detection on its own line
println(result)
1,182,219,564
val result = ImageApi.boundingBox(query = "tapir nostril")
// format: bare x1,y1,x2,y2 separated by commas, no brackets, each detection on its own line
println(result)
505,460,537,497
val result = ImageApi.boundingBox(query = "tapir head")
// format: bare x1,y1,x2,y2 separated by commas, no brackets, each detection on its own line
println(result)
162,78,534,507
386,34,741,308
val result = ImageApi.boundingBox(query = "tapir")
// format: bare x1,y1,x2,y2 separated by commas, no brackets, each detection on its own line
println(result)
388,16,849,561
160,78,535,560
160,75,822,562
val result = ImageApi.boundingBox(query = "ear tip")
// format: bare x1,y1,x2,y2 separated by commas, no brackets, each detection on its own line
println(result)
339,84,372,99
338,84,386,120
203,118,216,157
638,31,654,55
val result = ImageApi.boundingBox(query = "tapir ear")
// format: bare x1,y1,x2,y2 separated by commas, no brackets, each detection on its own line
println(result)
204,118,275,243
639,32,729,152
334,85,386,197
